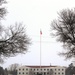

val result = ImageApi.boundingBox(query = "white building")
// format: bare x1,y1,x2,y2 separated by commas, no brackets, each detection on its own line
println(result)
17,65,66,75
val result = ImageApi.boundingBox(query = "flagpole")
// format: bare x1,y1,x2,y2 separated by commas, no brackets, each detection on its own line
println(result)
40,29,42,73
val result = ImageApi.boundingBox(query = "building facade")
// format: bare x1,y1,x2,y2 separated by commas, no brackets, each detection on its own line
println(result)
17,65,66,75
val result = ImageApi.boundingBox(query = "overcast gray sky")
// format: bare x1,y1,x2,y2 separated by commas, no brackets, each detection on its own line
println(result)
1,0,75,68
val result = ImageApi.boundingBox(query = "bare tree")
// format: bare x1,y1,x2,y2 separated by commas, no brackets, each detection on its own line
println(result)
51,8,75,59
0,0,30,63
0,23,30,62
0,0,7,19
49,69,54,75
0,66,4,75
8,63,19,71
4,68,8,75
8,63,19,75
29,70,34,75
0,0,7,32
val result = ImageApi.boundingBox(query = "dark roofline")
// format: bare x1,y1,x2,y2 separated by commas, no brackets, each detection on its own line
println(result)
26,66,57,68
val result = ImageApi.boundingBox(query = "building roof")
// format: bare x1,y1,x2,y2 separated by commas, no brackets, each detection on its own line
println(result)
26,66,57,68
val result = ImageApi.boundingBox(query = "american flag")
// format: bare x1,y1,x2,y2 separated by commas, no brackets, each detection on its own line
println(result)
40,30,42,35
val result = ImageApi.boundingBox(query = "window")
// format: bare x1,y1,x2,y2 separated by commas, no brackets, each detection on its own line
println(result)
23,72,24,74
55,69,56,71
55,73,56,75
19,69,21,70
26,72,28,74
47,69,49,71
23,69,24,70
62,73,64,74
47,72,49,74
31,69,32,70
26,68,28,70
62,69,64,71
35,72,37,74
58,73,60,74
58,69,60,71
44,69,46,70
37,69,38,70
34,69,35,70
19,72,21,74
44,72,46,75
